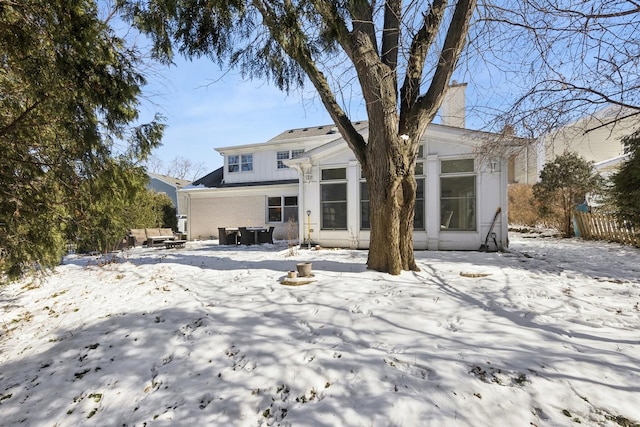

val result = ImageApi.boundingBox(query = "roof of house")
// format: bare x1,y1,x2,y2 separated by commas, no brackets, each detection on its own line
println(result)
267,121,369,142
147,172,191,188
188,167,297,189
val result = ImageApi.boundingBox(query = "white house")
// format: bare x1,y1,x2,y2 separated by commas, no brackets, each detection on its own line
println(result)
182,116,512,251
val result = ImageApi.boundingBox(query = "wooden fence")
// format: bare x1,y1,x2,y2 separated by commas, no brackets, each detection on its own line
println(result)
574,211,640,247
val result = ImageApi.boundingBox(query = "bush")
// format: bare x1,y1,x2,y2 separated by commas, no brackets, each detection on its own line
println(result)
533,152,601,237
508,184,542,226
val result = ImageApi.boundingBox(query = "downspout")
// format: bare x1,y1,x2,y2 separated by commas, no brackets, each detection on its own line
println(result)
287,162,307,246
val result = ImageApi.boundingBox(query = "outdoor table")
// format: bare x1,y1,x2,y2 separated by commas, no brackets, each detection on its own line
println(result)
239,227,268,245
147,235,175,247
247,227,267,243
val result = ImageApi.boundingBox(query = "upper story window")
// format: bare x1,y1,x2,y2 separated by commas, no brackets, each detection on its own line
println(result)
228,154,253,173
277,149,305,169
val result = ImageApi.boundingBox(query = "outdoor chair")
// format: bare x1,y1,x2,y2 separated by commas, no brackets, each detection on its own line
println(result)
238,227,254,245
218,227,238,245
258,226,275,244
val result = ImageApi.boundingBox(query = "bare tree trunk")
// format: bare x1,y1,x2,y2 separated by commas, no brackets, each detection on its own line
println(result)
364,113,418,274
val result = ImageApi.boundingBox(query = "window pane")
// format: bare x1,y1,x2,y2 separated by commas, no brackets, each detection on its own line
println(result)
283,206,298,222
415,161,424,175
360,182,369,200
321,183,347,201
416,178,424,198
322,202,347,229
360,182,370,230
441,159,474,174
291,149,305,157
268,197,281,207
413,178,425,230
268,208,282,222
241,154,253,171
283,197,298,222
414,200,424,230
228,155,239,173
277,151,289,169
360,201,370,229
321,168,346,180
417,144,424,158
441,176,476,230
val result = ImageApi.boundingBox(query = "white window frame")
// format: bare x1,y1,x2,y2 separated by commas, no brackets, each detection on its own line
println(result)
276,149,305,169
228,154,253,173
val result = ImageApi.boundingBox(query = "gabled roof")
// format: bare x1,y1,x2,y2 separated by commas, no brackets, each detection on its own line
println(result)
215,121,369,153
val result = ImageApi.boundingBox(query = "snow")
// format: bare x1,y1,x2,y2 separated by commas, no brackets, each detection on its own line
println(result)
1,233,639,426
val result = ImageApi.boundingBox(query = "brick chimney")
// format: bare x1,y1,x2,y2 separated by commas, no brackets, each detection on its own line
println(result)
440,81,467,128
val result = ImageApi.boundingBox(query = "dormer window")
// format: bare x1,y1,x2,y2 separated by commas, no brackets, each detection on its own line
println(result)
228,154,253,173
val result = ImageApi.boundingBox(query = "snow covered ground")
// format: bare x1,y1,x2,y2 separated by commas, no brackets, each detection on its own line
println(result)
1,233,639,426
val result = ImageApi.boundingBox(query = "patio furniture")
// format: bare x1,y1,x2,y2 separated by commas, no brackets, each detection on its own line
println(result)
258,226,275,244
218,227,239,245
145,228,176,247
128,229,147,247
238,227,254,245
165,240,186,249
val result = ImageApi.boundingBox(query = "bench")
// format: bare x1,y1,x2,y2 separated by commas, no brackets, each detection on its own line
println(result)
127,228,180,247
164,240,186,249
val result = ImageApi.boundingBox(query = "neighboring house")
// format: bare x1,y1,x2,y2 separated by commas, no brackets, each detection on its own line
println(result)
146,172,191,215
540,105,637,178
510,106,639,184
182,87,514,250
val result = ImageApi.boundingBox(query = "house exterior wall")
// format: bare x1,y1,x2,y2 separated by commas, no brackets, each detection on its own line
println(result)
185,184,299,241
546,120,630,164
147,176,189,215
508,145,540,185
185,123,510,251
219,137,336,184
148,179,178,208
295,127,508,251
540,108,638,176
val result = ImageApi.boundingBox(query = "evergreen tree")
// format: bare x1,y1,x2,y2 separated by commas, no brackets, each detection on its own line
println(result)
533,152,601,237
0,1,164,278
610,132,640,228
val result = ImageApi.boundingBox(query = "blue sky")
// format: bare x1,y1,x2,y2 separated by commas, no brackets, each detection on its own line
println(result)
139,56,364,175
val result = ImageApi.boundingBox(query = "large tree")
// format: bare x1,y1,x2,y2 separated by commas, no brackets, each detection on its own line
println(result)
121,0,477,274
0,0,164,278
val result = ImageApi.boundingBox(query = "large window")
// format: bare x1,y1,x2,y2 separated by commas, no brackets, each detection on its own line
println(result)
321,168,347,230
440,159,476,230
268,196,298,222
228,154,253,173
277,149,305,169
359,179,424,230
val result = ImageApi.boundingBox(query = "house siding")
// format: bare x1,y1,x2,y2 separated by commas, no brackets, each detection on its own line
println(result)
186,185,299,241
